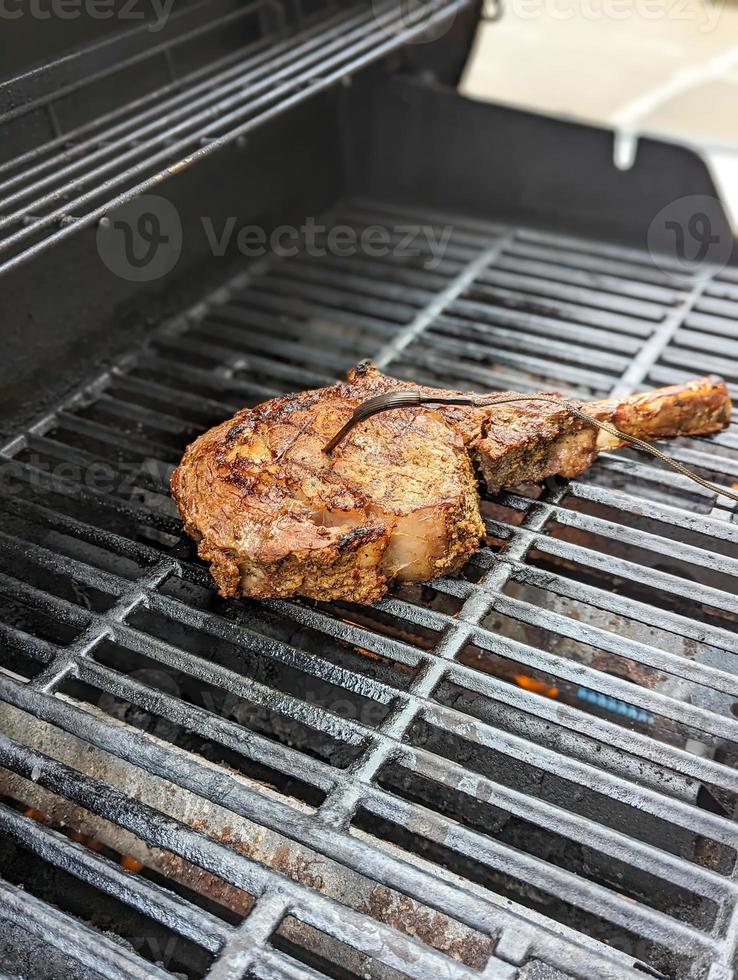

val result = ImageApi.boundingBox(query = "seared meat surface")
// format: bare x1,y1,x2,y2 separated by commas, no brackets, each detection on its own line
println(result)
171,364,731,602
171,363,483,603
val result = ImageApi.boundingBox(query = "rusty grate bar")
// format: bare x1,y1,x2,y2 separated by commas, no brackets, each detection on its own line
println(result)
0,802,230,954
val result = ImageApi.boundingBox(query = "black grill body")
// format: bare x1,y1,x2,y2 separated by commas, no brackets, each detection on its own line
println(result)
1,5,737,980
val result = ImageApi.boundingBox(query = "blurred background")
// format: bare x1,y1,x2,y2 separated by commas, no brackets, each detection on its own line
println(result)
461,0,738,219
464,0,735,143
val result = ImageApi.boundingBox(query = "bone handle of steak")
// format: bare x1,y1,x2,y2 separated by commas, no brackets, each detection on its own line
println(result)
585,375,732,451
478,375,732,493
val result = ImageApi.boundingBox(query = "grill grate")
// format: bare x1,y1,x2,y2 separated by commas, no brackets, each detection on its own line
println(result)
0,0,473,276
1,200,738,980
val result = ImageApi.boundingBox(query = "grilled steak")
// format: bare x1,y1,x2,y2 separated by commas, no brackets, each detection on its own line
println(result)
171,364,483,603
171,364,731,602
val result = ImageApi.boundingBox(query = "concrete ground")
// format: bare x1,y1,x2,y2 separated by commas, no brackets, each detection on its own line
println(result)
461,0,738,220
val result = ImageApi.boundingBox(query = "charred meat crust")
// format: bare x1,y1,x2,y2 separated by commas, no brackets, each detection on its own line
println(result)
473,398,594,493
170,363,485,602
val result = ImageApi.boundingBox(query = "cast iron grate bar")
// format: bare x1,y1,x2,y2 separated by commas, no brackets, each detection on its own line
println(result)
0,876,174,979
0,693,648,980
0,802,231,954
1,202,737,980
0,731,520,980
